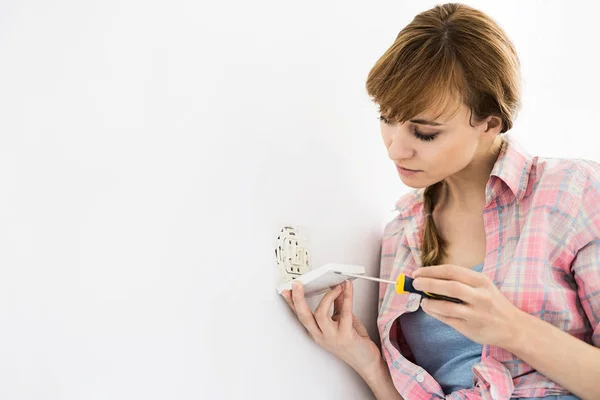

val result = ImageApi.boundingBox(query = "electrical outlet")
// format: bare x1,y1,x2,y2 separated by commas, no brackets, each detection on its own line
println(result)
275,225,311,284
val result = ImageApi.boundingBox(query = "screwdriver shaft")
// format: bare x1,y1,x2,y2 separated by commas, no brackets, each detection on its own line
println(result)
335,271,396,285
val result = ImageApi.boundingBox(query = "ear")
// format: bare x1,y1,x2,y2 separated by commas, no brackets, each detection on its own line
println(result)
484,116,503,133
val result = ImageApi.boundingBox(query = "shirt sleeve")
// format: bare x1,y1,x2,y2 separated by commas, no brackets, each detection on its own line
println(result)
571,161,600,347
378,215,417,362
572,239,600,347
379,217,403,301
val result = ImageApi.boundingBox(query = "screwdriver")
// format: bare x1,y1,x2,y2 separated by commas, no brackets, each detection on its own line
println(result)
334,271,463,304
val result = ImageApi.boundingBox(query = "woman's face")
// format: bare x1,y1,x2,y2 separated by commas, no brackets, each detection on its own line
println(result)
380,102,496,189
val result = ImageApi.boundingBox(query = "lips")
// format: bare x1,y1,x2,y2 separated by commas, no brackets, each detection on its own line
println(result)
395,164,422,177
396,165,420,172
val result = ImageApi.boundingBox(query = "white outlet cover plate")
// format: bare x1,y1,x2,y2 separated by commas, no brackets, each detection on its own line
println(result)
276,263,366,298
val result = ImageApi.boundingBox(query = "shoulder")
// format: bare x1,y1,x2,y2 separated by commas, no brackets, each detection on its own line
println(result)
532,156,600,198
383,189,425,238
380,189,423,281
531,156,600,244
535,156,600,180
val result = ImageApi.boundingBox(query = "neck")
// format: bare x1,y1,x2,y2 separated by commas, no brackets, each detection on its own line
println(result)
440,136,504,212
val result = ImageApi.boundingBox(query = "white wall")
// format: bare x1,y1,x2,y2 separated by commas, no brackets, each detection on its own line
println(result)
0,1,598,399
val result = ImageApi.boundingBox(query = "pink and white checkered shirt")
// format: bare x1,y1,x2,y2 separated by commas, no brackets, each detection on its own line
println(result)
377,134,600,400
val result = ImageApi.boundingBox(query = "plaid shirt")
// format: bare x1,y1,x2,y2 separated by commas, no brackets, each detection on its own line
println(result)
377,134,600,400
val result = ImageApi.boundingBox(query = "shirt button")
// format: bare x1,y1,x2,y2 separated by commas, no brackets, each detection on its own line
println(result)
416,374,424,382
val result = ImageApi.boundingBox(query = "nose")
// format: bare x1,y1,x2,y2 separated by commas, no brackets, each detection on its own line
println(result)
386,128,415,161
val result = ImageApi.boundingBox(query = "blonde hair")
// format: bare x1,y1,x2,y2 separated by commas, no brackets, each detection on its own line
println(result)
366,3,521,266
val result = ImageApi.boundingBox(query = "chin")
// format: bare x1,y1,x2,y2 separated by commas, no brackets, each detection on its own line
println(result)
403,182,429,189
398,177,429,189
398,173,442,189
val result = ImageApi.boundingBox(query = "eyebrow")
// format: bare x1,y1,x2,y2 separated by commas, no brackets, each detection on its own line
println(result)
410,119,443,126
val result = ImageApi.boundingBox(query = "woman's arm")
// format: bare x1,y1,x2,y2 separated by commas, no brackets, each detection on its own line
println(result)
282,280,404,400
507,166,600,399
504,233,600,400
412,264,600,400
503,310,600,400
358,357,405,400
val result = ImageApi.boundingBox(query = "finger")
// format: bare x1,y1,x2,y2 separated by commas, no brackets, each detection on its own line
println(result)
281,290,296,313
413,264,485,287
291,282,323,339
313,284,344,336
333,283,344,315
421,298,470,320
413,276,476,303
339,280,354,332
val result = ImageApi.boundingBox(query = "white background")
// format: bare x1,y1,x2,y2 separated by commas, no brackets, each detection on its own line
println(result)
0,1,598,399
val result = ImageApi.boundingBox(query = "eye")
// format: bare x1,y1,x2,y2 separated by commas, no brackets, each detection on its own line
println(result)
414,127,438,142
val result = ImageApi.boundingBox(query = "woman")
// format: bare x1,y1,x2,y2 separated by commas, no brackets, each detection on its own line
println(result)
280,3,600,400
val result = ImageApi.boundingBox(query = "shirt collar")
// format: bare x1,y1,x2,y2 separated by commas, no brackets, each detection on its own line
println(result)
394,134,533,213
486,134,533,204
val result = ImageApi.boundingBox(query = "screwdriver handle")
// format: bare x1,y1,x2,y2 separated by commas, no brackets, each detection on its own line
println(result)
396,274,463,304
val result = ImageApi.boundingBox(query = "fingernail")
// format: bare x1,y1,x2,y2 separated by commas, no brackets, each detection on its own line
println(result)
413,279,421,290
292,282,300,289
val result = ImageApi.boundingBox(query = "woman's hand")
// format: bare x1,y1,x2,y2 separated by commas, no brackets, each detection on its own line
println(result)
412,264,525,348
280,280,382,373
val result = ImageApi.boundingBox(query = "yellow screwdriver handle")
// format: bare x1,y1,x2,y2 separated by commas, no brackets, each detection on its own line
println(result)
395,274,406,294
